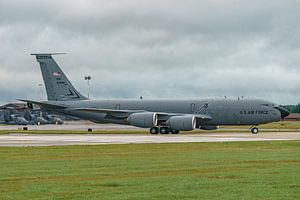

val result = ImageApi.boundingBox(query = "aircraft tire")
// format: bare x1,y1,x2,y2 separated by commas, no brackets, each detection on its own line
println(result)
160,127,170,134
170,129,180,134
150,127,159,134
251,127,259,134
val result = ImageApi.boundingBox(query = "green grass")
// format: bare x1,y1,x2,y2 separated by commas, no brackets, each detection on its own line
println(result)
0,141,299,200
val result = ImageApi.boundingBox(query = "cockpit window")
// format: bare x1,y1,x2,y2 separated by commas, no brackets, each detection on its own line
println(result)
261,104,276,107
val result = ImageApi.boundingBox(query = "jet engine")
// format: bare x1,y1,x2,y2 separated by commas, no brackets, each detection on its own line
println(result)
166,116,196,131
200,125,219,130
127,112,158,128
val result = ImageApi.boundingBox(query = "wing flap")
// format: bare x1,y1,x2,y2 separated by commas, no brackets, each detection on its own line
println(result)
155,112,212,121
71,108,145,118
193,114,213,121
71,108,213,122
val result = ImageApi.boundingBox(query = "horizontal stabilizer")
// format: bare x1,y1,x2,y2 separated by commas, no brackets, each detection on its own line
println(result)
30,53,66,56
17,99,67,109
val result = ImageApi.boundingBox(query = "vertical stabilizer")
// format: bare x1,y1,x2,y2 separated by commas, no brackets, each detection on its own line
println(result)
31,53,87,101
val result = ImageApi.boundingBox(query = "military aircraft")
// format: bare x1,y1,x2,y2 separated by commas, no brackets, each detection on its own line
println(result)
0,104,64,126
0,104,29,125
45,114,64,125
23,111,48,125
18,53,289,134
3,112,29,125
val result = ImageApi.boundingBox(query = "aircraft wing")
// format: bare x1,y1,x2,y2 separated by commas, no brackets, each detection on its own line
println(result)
71,108,146,118
192,114,212,121
193,114,213,124
71,108,212,122
156,112,212,123
16,103,212,123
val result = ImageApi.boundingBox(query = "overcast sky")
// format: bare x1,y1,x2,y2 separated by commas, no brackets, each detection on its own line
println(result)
0,0,299,105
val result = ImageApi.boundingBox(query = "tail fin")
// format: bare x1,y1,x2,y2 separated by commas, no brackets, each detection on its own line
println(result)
31,53,88,101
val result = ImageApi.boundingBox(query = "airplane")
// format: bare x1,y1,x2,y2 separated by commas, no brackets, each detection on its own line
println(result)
45,114,64,125
10,115,29,125
18,53,289,134
23,110,64,125
0,104,64,126
4,112,29,125
24,111,49,125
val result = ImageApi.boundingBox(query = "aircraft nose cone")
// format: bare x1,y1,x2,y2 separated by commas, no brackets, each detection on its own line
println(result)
275,106,290,119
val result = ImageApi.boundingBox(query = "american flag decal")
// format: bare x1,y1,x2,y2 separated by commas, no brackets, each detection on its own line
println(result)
53,72,61,77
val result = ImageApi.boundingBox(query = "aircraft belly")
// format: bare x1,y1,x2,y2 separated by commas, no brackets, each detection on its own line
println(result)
63,110,107,122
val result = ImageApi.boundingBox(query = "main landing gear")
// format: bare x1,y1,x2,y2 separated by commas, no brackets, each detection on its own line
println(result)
250,126,259,134
150,127,159,134
149,127,180,134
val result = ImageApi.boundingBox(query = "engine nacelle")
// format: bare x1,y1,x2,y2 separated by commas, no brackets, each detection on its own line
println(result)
166,116,196,131
200,125,219,130
127,112,158,128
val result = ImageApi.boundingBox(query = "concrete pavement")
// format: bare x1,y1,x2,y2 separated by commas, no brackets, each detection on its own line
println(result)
0,132,299,147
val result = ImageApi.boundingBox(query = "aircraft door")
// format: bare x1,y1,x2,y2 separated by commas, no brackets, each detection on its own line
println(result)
190,103,196,113
115,104,121,110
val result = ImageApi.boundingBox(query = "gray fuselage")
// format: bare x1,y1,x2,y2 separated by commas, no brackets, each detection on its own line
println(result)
48,98,283,127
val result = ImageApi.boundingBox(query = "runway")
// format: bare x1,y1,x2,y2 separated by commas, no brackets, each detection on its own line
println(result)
0,122,143,131
0,132,299,147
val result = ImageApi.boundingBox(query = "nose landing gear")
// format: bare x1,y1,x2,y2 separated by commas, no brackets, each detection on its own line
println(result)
250,127,259,134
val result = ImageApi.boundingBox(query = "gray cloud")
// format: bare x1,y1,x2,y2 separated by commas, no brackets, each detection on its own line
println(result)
0,0,300,105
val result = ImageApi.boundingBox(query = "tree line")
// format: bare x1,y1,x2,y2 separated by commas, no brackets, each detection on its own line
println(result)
283,104,300,113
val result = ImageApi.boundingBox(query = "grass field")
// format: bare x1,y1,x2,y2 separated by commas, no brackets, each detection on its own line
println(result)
0,141,299,200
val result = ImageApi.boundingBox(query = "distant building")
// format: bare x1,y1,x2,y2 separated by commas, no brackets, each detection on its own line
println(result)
0,103,28,110
0,102,76,124
282,113,300,121
0,110,4,122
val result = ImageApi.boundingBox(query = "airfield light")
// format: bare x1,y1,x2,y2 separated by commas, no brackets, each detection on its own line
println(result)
84,76,91,99
38,83,43,101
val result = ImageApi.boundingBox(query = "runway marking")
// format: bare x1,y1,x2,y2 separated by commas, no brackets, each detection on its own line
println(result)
0,132,299,146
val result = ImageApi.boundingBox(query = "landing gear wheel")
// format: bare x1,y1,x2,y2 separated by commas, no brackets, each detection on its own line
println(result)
160,127,170,134
251,127,259,134
170,129,180,134
150,127,159,134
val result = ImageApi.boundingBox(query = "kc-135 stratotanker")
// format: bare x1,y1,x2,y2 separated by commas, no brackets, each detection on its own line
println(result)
19,53,289,134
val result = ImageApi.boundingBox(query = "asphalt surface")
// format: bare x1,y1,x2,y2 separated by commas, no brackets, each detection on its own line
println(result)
0,132,299,147
0,123,143,131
